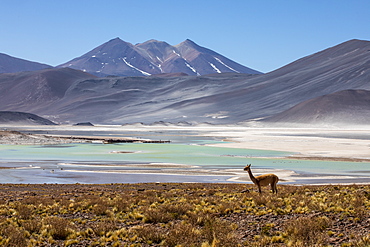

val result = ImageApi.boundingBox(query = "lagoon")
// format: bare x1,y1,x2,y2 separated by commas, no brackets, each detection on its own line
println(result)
1,125,370,185
0,141,370,184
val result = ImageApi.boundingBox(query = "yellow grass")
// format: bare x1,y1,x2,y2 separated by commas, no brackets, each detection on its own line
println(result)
0,183,368,246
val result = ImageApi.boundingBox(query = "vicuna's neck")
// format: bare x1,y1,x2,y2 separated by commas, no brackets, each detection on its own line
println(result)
247,169,256,182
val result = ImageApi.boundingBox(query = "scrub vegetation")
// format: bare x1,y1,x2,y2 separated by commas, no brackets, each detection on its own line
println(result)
0,183,369,246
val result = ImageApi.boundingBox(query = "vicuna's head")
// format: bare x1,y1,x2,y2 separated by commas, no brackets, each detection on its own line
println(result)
244,164,251,171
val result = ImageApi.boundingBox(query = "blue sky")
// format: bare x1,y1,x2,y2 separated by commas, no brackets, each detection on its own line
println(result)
1,0,369,73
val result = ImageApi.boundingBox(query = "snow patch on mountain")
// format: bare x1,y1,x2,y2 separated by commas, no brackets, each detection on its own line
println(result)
173,50,181,57
209,63,221,73
185,62,200,75
122,57,151,76
214,57,239,73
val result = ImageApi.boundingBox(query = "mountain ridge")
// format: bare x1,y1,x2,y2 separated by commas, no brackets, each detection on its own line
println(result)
58,38,262,77
0,53,52,73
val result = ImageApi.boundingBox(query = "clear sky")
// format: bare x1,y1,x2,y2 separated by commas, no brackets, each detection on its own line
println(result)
1,0,369,73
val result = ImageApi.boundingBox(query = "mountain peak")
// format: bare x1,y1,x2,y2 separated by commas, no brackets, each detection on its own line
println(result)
137,39,171,47
141,39,163,44
58,38,262,76
177,39,198,48
104,37,131,46
109,37,125,43
346,38,369,44
334,39,370,49
184,38,196,43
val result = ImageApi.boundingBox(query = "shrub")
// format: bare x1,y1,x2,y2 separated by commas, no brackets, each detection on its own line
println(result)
112,197,130,212
92,203,109,216
202,216,239,247
161,203,192,219
89,198,110,215
133,225,165,244
0,225,28,247
43,216,74,240
164,223,201,247
15,203,34,220
91,219,118,236
284,216,331,245
143,207,173,223
21,219,42,234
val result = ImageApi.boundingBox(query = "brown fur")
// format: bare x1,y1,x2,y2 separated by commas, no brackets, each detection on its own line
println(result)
244,164,279,193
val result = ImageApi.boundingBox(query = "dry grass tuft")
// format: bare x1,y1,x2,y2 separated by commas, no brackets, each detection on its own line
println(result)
165,222,201,247
91,218,118,236
284,216,332,245
21,219,42,234
15,203,34,220
43,216,75,240
0,225,27,247
133,224,166,244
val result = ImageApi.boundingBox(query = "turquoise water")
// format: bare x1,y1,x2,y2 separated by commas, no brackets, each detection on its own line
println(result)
0,142,369,184
0,143,291,167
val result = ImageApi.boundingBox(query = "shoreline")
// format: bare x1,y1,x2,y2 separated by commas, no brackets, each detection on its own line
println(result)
284,155,370,162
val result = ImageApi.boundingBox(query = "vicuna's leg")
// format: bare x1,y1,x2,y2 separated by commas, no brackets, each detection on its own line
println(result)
257,184,262,193
272,180,278,194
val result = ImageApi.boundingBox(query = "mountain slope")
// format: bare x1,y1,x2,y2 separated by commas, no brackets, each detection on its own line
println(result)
0,68,96,119
0,53,52,73
190,39,370,122
174,39,260,75
36,73,256,123
262,89,370,125
58,38,262,77
58,38,161,77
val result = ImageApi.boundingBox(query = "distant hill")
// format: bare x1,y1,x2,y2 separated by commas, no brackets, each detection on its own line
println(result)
262,89,370,125
0,111,56,125
0,53,52,73
58,38,262,77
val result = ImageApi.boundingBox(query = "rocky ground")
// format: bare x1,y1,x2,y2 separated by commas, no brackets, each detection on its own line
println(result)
0,183,368,246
